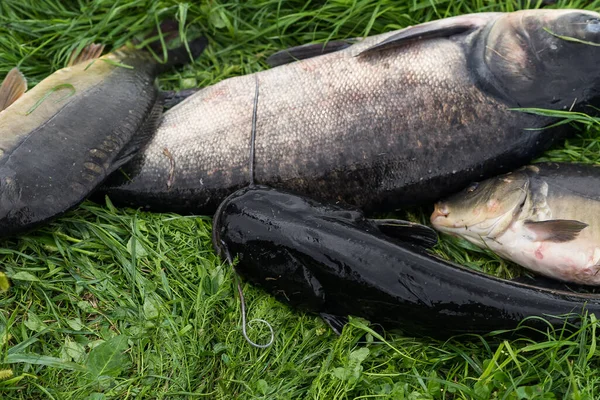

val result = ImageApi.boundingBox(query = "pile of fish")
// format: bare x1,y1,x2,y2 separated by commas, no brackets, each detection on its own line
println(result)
4,8,600,338
213,184,600,338
208,8,600,338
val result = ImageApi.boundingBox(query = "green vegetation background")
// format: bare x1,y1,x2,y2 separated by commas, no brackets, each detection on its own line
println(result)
1,0,600,398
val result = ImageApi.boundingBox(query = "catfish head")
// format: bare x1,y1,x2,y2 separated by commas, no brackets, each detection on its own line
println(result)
479,9,600,109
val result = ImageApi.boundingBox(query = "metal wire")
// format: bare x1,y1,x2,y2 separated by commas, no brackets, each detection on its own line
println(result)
222,240,274,348
248,74,259,186
218,75,274,349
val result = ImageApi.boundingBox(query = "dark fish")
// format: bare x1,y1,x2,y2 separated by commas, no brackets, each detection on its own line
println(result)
432,163,600,285
212,185,600,338
0,36,206,237
103,9,600,215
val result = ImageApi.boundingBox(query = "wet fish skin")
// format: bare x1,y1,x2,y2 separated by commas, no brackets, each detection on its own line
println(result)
0,38,206,237
213,185,600,338
432,163,600,285
102,10,600,215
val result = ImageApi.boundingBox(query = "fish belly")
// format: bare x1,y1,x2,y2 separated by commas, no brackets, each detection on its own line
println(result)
491,220,600,285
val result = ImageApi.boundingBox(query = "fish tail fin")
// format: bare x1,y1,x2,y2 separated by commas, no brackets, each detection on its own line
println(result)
156,36,208,72
141,19,208,72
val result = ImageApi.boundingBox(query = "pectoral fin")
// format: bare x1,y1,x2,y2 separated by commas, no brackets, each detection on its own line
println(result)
369,219,438,248
357,13,500,56
267,39,357,67
0,68,27,111
524,219,588,243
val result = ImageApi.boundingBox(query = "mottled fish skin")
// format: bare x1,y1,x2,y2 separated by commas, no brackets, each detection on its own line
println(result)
213,185,600,338
0,38,205,237
104,10,600,215
432,163,600,285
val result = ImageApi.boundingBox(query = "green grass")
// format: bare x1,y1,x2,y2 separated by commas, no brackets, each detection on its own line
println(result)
2,0,600,398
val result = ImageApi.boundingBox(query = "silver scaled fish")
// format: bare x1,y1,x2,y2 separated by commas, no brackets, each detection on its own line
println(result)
104,9,600,215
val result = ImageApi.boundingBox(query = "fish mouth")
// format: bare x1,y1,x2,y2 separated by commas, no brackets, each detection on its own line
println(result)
429,203,475,235
431,213,506,245
430,202,484,232
430,203,450,226
431,186,528,242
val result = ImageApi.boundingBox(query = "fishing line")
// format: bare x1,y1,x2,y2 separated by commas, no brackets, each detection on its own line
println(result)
248,74,259,186
222,74,274,349
222,240,275,349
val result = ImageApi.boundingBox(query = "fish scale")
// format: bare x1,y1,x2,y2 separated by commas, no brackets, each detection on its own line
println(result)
104,10,600,215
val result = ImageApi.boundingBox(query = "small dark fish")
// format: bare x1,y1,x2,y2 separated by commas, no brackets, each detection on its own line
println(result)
104,9,600,215
213,185,600,338
432,163,600,285
0,36,206,237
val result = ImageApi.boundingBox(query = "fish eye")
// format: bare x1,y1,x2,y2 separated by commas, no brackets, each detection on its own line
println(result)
466,182,479,193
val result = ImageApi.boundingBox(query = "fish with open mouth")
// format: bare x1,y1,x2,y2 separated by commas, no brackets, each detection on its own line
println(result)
104,9,600,215
431,162,600,286
0,34,206,237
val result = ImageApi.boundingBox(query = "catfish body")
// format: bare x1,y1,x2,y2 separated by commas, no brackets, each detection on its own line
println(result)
0,39,205,237
213,185,600,337
432,163,600,285
105,10,600,215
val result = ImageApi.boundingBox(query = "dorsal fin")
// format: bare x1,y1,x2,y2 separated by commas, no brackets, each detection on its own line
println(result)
67,43,105,67
357,13,500,56
267,39,357,67
0,68,27,111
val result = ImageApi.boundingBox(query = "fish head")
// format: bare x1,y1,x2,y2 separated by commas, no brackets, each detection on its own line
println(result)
483,9,600,109
212,185,332,310
212,185,330,272
430,171,529,244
